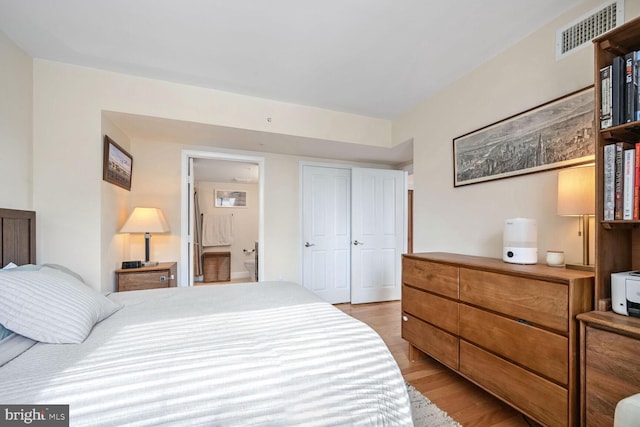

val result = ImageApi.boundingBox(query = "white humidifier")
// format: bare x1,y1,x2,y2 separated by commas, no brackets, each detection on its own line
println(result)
503,218,537,264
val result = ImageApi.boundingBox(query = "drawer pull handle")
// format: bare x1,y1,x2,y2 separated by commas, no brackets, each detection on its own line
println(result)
159,276,167,282
402,315,408,322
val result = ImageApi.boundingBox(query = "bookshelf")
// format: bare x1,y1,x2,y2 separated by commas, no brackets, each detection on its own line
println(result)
594,15,640,310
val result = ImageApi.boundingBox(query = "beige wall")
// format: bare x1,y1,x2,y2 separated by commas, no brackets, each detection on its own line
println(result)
0,30,32,210
31,61,392,291
394,1,640,265
100,117,132,289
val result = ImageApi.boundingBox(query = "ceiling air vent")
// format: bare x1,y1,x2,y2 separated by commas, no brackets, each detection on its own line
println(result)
556,0,624,59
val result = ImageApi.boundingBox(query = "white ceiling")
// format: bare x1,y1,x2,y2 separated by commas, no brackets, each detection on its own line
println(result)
0,0,583,170
0,0,582,119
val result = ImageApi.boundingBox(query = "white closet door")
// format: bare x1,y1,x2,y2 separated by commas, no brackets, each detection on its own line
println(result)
301,165,351,304
351,168,406,304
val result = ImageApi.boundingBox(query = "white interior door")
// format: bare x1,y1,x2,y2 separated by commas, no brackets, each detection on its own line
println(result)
301,165,351,304
187,157,195,286
351,168,406,304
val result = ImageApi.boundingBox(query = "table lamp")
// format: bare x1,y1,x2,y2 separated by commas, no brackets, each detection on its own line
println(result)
120,207,170,266
557,165,595,271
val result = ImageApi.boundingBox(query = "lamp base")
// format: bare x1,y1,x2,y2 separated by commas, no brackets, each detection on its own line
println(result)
566,263,594,272
142,261,159,267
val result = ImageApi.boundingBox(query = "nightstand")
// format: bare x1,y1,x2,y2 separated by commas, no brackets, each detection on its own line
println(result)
115,262,177,292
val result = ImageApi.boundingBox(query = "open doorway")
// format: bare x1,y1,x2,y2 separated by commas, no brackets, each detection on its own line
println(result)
180,150,265,287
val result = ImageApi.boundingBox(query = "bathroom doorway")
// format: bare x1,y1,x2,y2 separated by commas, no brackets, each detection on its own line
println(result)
181,150,264,287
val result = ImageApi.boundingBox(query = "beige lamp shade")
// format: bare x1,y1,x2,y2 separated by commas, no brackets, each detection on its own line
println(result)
120,207,170,233
557,165,595,216
120,207,169,266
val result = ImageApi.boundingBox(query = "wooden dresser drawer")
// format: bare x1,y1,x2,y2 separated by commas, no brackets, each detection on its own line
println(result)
459,304,568,384
116,262,176,292
118,270,171,291
460,341,568,427
402,313,458,370
583,324,640,426
402,253,593,427
403,285,458,334
460,268,568,332
402,257,458,299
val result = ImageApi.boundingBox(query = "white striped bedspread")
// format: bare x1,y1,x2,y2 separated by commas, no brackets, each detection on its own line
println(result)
0,282,412,426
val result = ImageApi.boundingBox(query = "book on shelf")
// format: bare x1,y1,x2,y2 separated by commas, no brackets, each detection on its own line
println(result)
615,143,624,219
604,144,616,220
607,142,638,220
623,148,635,220
636,51,640,122
599,51,640,128
614,142,635,220
635,143,640,220
625,52,638,124
600,65,613,129
612,55,625,126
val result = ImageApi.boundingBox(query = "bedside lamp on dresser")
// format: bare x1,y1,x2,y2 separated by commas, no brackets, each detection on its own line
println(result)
118,207,176,292
557,164,595,271
120,207,170,267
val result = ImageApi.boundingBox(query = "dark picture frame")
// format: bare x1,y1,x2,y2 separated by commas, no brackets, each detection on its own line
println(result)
103,135,133,191
453,86,595,187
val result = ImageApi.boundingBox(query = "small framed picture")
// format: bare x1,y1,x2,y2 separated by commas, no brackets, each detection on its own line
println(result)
215,190,247,207
103,135,133,191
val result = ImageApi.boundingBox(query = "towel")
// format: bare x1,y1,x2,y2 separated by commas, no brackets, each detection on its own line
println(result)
202,214,233,246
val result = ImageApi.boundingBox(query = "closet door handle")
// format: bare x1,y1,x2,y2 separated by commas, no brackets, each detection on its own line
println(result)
353,240,364,246
304,242,315,247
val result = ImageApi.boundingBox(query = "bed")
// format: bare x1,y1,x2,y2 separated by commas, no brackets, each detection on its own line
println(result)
0,209,412,426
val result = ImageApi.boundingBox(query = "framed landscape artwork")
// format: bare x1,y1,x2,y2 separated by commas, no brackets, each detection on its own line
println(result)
453,86,595,187
103,135,133,191
215,190,247,208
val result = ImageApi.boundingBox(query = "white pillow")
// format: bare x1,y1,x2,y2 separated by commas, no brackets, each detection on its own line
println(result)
2,262,17,270
0,267,122,344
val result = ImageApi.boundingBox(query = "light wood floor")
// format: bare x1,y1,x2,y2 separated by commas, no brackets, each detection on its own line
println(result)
336,301,532,427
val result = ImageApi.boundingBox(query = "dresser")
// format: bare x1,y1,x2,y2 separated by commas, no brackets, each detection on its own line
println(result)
577,311,640,426
402,253,594,426
115,262,177,292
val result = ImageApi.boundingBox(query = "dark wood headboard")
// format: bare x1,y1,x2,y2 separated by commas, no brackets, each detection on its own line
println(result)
0,208,36,266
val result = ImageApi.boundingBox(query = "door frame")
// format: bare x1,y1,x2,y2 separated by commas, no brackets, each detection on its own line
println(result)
180,150,265,287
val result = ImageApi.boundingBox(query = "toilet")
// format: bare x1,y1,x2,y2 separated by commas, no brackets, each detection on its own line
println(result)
244,260,257,281
244,241,258,281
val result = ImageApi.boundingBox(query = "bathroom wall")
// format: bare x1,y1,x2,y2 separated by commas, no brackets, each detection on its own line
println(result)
197,181,259,280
